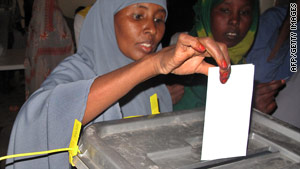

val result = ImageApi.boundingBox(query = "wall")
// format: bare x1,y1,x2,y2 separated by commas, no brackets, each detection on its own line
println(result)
57,0,281,19
57,0,95,19
259,0,277,14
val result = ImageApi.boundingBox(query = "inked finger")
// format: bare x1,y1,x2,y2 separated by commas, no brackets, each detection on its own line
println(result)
198,38,231,83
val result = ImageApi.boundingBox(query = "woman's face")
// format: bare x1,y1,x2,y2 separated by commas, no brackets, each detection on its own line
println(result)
114,3,166,61
210,0,253,48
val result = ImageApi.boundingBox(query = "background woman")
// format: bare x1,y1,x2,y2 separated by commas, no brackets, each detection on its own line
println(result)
174,0,259,111
24,0,74,98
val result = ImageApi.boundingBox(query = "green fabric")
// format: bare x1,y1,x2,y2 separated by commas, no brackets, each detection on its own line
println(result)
189,0,258,64
174,0,258,111
174,83,208,110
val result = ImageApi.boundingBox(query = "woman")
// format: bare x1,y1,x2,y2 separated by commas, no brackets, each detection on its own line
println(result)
24,0,74,98
174,0,286,114
6,0,230,168
174,0,259,111
246,1,300,83
246,1,299,114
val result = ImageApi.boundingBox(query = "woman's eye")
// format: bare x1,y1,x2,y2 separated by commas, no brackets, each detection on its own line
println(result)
220,8,230,14
240,10,251,16
154,18,164,23
133,14,143,20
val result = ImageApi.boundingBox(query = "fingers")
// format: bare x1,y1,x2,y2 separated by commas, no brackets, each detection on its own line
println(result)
265,102,277,114
197,38,231,83
255,80,285,95
253,80,285,114
196,60,216,76
165,34,231,80
254,92,277,114
175,34,206,58
260,101,277,115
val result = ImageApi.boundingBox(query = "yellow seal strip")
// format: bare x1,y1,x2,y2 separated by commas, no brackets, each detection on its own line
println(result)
0,119,82,167
68,119,82,166
0,148,72,161
124,93,160,119
150,93,160,115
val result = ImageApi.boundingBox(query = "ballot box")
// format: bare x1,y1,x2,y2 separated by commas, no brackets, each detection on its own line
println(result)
74,109,300,169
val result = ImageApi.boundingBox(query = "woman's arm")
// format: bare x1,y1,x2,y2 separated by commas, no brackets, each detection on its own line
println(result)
82,34,231,125
83,54,157,125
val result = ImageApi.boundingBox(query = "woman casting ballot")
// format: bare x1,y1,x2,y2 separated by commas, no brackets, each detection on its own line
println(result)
6,0,230,169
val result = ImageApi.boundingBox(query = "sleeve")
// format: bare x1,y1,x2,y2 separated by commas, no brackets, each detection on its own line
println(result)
247,7,287,51
245,7,288,83
5,54,97,169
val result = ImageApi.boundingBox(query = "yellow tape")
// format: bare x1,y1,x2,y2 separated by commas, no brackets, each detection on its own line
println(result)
150,93,160,115
0,119,82,167
124,93,160,119
124,115,143,119
0,148,72,161
69,119,82,166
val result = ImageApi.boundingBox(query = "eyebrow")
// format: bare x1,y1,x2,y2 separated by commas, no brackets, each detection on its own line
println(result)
136,3,148,9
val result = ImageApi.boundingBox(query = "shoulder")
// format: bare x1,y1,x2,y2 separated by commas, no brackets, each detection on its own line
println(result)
260,6,287,24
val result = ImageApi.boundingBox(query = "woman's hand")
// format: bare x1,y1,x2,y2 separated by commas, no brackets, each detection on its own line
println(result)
154,33,231,83
253,80,285,114
166,84,185,104
84,34,231,125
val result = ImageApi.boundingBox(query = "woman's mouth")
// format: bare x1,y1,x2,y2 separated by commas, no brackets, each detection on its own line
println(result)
139,42,153,53
225,32,239,40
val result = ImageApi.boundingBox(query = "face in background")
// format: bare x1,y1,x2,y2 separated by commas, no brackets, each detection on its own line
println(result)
114,3,166,61
210,0,253,48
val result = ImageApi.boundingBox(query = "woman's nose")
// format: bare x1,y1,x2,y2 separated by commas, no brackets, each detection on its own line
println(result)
229,12,240,27
144,19,157,35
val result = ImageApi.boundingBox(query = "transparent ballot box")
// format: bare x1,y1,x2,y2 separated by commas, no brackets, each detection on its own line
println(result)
74,109,300,169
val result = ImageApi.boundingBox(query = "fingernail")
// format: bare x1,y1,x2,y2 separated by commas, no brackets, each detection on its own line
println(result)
220,71,229,84
221,78,228,84
222,60,228,69
198,44,206,52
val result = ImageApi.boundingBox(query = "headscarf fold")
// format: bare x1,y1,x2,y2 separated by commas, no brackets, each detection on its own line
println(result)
189,0,259,64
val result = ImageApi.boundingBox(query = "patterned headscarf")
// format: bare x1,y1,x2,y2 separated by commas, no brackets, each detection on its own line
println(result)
189,0,259,64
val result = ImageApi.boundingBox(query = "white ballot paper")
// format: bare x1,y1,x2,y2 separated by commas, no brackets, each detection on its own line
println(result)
201,64,255,161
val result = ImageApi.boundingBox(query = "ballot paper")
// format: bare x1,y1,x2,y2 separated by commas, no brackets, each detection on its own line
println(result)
201,64,255,161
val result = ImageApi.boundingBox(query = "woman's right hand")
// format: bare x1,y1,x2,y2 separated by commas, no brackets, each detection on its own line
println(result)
153,33,231,83
253,80,285,114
